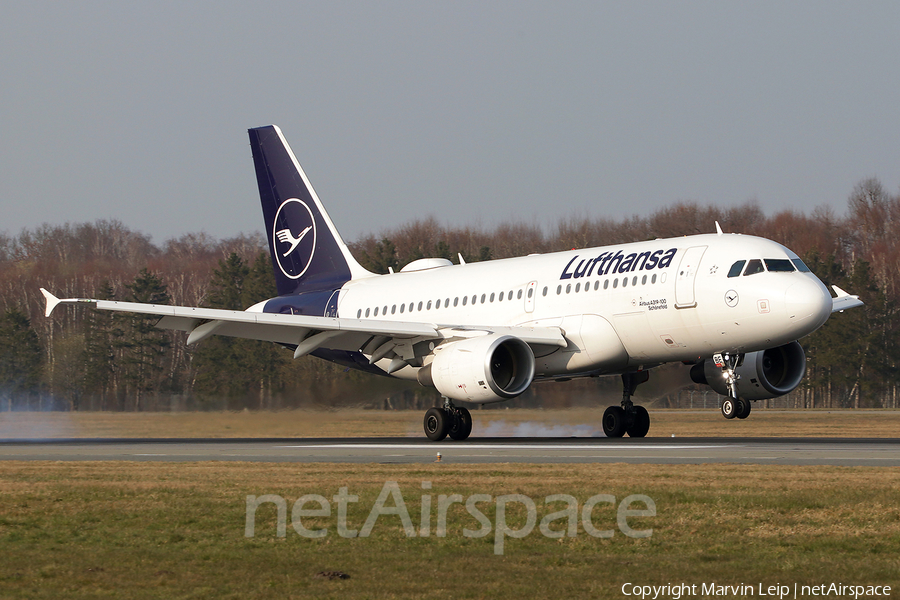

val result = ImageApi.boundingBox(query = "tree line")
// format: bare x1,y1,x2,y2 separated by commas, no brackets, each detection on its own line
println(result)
1,177,899,411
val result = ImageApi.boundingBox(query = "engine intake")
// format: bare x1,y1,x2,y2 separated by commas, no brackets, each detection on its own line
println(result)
418,334,535,403
690,341,807,401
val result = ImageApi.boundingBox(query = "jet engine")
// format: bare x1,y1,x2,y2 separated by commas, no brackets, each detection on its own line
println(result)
418,334,535,403
690,341,807,401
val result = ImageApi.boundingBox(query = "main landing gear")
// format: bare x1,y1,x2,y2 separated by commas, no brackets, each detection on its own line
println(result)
424,398,472,441
715,353,752,420
602,372,651,438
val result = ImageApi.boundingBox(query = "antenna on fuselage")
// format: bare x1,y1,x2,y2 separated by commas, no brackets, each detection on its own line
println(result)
715,221,724,236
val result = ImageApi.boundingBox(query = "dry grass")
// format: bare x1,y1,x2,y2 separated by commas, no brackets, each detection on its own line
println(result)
0,408,899,439
0,461,898,599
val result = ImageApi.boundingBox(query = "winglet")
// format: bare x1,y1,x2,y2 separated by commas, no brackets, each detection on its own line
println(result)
831,285,864,313
40,288,61,318
715,221,724,236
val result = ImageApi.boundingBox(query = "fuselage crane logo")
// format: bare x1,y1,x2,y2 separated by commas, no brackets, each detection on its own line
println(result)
273,198,317,279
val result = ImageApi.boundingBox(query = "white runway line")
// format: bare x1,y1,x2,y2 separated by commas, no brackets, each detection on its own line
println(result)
277,443,730,450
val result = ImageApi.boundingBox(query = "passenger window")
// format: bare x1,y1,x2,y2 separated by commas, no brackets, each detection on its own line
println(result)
453,297,459,307
594,281,599,291
623,277,628,288
462,296,468,306
557,285,562,295
427,300,432,310
409,302,414,312
604,280,609,289
743,259,764,276
632,276,637,286
417,301,423,311
400,304,405,313
391,305,396,314
651,274,657,284
575,283,581,292
357,309,362,318
472,295,477,304
383,305,388,315
542,286,548,296
480,294,486,303
374,307,379,316
727,260,746,278
490,293,495,302
444,298,449,308
765,259,795,272
527,288,534,298
791,258,811,273
613,279,618,288
508,291,513,300
366,308,370,317
566,284,571,293
517,290,523,300
641,275,647,285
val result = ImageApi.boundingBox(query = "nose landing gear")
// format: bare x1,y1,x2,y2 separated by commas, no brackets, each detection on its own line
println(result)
715,353,752,420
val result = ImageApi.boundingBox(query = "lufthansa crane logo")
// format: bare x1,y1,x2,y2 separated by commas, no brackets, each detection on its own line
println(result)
273,198,316,279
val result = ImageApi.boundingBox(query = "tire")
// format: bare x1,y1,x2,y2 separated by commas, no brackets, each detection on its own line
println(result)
602,406,627,438
448,407,473,441
736,398,752,419
626,405,650,438
721,397,738,419
424,407,450,441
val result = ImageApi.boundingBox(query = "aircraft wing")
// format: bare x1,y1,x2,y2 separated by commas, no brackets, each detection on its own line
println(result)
831,286,864,313
40,289,566,359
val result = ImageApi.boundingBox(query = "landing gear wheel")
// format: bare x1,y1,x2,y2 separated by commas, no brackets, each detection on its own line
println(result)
721,397,738,419
424,407,450,441
736,398,752,419
626,406,650,438
602,406,627,438
448,407,472,441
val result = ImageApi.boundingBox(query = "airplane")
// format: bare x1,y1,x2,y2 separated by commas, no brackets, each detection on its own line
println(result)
41,125,864,441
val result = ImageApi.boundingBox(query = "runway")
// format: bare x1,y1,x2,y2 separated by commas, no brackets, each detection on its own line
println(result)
1,437,899,466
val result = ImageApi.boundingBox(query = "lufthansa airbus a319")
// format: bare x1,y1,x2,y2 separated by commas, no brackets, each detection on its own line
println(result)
42,125,863,440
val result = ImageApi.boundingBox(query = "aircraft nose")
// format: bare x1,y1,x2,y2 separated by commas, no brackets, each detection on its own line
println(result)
784,277,832,331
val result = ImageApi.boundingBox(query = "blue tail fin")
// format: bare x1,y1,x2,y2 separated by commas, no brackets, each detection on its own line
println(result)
249,125,372,296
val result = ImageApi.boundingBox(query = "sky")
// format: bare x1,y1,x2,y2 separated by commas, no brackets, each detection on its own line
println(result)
2,1,899,245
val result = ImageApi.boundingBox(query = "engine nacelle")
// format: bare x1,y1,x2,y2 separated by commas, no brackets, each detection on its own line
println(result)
690,341,807,401
418,334,535,403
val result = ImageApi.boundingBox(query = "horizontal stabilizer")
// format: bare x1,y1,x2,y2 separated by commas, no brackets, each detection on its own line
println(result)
831,285,864,313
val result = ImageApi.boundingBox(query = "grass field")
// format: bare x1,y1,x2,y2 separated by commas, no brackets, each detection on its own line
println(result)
1,461,898,599
1,408,899,439
1,411,898,598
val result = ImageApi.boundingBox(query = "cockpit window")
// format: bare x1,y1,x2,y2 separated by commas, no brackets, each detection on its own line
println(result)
743,259,765,276
791,258,811,273
764,259,795,272
727,260,746,278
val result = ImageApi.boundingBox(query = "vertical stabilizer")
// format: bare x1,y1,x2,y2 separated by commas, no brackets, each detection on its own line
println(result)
249,125,373,296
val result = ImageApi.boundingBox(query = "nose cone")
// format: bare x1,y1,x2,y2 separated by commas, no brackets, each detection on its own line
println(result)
785,276,832,333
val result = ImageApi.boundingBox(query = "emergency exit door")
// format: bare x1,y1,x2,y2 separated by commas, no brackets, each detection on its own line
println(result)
674,246,707,308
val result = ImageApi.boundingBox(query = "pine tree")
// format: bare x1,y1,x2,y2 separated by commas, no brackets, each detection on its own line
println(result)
118,269,171,410
83,280,117,408
0,308,44,410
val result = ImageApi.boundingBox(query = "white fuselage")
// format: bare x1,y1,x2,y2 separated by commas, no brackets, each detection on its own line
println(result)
335,233,833,381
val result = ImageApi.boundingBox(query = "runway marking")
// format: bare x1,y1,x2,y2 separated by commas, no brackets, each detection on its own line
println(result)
277,443,730,450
